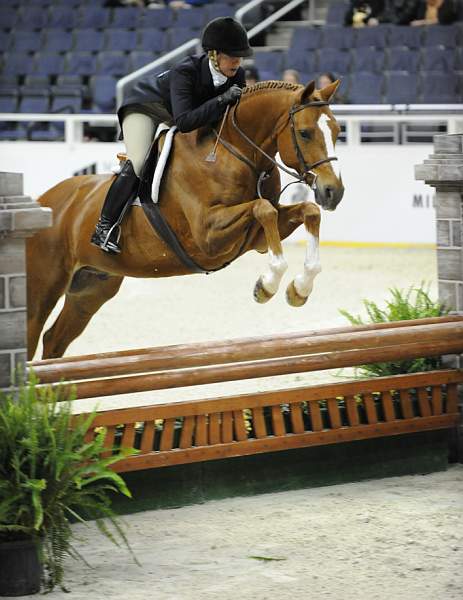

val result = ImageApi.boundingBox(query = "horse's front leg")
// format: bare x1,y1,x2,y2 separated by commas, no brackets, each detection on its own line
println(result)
252,198,288,303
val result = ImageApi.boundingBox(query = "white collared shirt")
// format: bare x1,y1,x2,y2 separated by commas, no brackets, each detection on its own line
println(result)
208,59,228,88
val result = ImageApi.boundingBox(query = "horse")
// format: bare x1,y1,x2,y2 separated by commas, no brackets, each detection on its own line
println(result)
26,79,344,360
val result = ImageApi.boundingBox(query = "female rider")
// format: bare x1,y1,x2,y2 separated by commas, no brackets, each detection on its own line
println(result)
91,17,253,254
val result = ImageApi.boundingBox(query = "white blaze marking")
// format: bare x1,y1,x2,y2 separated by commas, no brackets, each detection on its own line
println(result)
262,250,288,295
317,113,341,178
294,232,321,298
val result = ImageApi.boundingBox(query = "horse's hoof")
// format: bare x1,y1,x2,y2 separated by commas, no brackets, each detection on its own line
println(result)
286,280,308,307
253,277,274,304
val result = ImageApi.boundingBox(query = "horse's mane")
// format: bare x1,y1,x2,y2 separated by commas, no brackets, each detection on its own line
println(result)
242,80,303,97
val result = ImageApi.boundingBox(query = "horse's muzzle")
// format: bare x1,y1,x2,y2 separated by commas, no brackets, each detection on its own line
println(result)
314,181,344,211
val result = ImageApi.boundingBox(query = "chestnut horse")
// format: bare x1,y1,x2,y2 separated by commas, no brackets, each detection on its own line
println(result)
27,79,344,360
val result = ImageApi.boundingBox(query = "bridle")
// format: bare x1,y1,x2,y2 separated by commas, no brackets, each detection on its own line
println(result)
214,98,339,201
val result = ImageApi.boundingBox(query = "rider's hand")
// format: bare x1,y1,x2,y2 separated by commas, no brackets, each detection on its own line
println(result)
219,85,242,107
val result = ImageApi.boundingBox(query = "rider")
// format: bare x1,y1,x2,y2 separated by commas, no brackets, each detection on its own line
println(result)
91,17,252,254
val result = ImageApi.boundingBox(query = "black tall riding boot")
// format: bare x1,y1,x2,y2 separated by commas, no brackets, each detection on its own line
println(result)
91,159,139,254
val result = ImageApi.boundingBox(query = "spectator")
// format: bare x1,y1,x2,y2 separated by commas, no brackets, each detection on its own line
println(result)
282,69,300,84
376,0,419,24
244,66,259,86
317,72,348,103
410,0,458,25
344,1,385,26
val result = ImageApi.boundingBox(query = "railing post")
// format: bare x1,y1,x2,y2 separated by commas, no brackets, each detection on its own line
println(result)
0,172,52,389
415,133,463,461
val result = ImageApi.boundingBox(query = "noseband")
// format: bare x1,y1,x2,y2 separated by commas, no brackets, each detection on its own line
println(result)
215,98,339,199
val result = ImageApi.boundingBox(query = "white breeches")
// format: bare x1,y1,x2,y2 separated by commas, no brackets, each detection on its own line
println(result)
122,113,156,177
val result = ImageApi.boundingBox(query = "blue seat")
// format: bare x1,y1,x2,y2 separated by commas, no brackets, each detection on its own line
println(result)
290,27,323,51
137,29,167,53
285,49,316,74
175,7,206,29
387,48,420,72
0,31,11,52
34,52,64,75
0,75,19,87
355,25,389,48
388,26,423,49
73,29,104,52
136,7,174,29
104,28,137,52
18,90,50,113
253,51,285,80
42,29,73,52
168,27,197,50
64,51,94,76
129,50,157,71
0,8,18,30
421,73,457,103
89,75,116,112
47,6,77,29
50,90,82,113
326,1,348,25
23,74,50,88
10,30,41,52
97,51,128,76
16,7,47,30
352,48,384,73
0,88,18,112
0,124,27,141
385,72,419,103
322,26,356,49
50,0,82,6
76,7,111,29
1,52,35,75
317,47,351,74
55,75,85,94
111,7,140,28
204,4,233,20
348,73,384,103
422,48,455,72
424,24,458,47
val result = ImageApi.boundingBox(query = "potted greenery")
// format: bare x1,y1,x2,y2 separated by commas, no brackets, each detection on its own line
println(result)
0,374,137,596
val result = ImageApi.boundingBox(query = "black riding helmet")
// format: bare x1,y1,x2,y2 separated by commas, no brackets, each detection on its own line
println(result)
202,17,253,58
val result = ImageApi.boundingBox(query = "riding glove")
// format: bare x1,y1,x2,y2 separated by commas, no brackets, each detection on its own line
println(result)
218,85,242,107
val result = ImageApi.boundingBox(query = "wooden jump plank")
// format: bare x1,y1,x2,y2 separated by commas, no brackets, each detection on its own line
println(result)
179,415,195,449
400,389,414,419
209,413,221,445
111,414,459,472
327,398,342,429
233,410,248,441
195,414,208,446
446,384,458,414
309,402,323,431
381,391,396,422
160,418,175,451
363,393,378,424
86,370,463,427
417,387,432,418
140,421,154,453
221,411,233,443
431,386,443,416
290,402,305,434
345,396,359,426
271,405,286,437
121,423,135,449
252,407,267,438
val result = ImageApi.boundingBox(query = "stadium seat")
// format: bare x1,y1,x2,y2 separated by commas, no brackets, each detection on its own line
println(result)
322,26,356,49
136,8,174,29
76,7,111,29
352,48,385,74
73,29,104,52
326,1,348,25
104,29,137,52
50,89,82,113
23,74,50,89
55,74,86,95
253,51,285,81
111,7,140,28
175,8,206,29
424,24,458,47
0,88,18,113
204,4,234,20
137,29,167,53
168,27,197,50
388,26,423,49
97,51,129,76
0,8,18,30
285,49,317,75
355,25,390,49
10,30,41,52
16,7,47,30
421,73,457,103
0,75,19,88
0,124,27,142
387,48,420,72
422,48,455,72
290,27,323,51
64,51,95,76
41,29,73,53
89,75,117,112
0,32,11,52
129,50,158,71
18,90,50,113
317,48,352,75
384,72,419,104
348,73,384,103
47,6,77,29
1,52,35,75
34,52,65,76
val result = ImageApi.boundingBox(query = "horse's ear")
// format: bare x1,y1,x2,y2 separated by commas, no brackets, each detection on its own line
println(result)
300,80,316,103
319,79,341,102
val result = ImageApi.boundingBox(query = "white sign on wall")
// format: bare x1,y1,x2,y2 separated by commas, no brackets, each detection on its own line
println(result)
0,141,435,246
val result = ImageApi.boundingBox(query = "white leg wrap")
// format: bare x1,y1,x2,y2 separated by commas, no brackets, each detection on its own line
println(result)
294,232,321,298
261,250,288,295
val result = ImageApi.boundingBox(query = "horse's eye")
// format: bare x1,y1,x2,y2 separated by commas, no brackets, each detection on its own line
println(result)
299,129,312,140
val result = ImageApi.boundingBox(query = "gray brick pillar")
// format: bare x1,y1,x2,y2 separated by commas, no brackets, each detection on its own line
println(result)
415,133,463,461
0,173,52,389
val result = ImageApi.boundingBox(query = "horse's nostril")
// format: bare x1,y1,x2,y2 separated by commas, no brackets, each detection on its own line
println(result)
325,186,334,201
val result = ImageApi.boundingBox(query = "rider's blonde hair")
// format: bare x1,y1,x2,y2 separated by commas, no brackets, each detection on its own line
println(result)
208,50,223,75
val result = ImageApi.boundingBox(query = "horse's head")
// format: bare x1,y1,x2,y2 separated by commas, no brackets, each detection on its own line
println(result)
277,80,344,211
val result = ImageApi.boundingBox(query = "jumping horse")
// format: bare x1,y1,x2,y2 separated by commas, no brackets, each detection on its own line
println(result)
27,79,344,360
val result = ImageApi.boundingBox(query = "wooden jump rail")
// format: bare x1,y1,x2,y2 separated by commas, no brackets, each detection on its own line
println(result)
28,317,463,473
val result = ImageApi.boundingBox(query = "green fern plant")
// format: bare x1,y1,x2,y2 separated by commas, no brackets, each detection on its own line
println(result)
0,374,138,592
339,283,449,377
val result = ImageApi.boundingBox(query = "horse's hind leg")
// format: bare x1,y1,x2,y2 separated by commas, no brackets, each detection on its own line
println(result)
42,269,124,359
